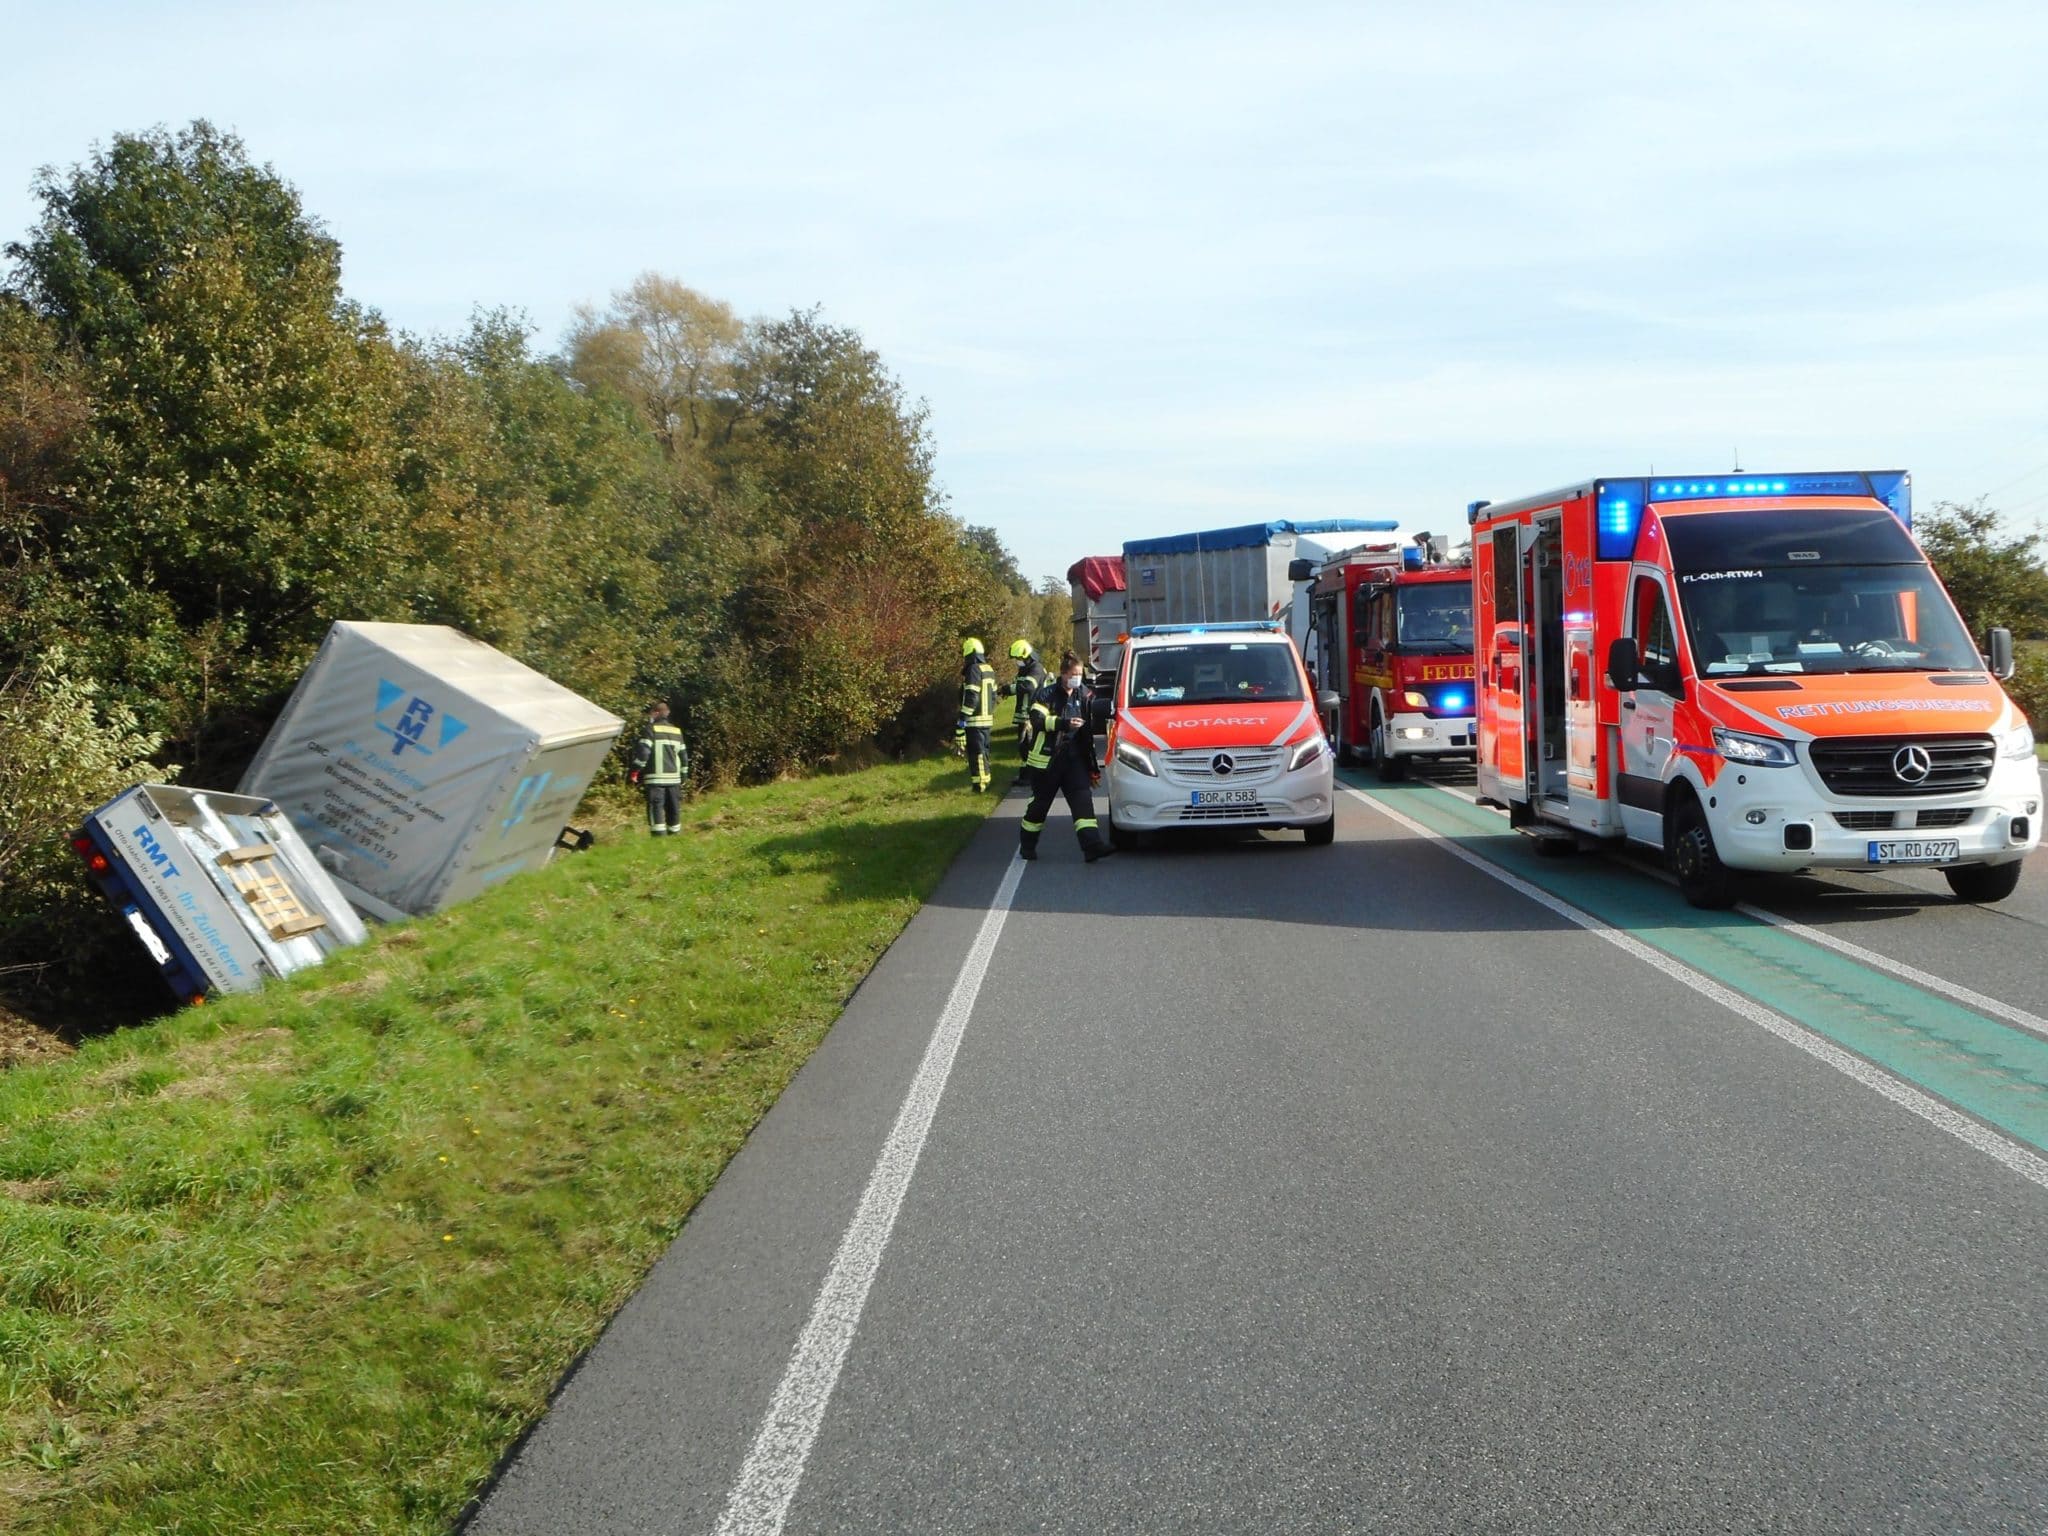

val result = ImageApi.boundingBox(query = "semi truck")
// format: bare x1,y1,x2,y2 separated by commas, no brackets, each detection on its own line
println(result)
1121,519,1397,659
1302,537,1476,776
1467,470,2039,906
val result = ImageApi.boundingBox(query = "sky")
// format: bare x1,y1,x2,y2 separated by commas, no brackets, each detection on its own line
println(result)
5,0,2048,585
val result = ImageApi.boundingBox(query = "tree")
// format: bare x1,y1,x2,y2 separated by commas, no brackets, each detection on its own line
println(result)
565,273,740,457
1916,498,2048,641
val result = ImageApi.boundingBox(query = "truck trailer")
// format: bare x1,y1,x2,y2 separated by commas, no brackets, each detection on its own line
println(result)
1067,555,1128,678
1122,519,1396,659
1467,470,2038,906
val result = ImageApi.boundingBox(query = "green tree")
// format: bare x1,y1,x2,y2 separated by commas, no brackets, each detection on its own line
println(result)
565,273,741,457
1916,498,2048,641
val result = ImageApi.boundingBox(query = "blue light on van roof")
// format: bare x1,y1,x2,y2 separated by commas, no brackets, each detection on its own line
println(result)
1642,471,1911,529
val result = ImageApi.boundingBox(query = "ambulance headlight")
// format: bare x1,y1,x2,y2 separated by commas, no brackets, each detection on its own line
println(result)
1288,737,1328,772
2000,722,2036,760
1114,739,1158,777
1401,690,1429,708
1713,728,1796,768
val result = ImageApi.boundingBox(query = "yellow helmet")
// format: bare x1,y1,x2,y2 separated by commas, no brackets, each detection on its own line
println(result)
961,637,985,657
1008,639,1033,660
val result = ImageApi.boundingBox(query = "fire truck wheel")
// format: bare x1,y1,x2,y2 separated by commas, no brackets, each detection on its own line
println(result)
1669,796,1738,909
1370,709,1407,781
1302,815,1336,846
1943,861,2024,903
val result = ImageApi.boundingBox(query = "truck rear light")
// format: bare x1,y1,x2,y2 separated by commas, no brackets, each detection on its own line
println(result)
71,836,111,875
1783,823,1814,851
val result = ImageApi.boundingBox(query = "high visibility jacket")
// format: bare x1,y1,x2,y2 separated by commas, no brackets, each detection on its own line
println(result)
632,721,689,785
958,661,998,729
1024,681,1097,770
1011,656,1047,719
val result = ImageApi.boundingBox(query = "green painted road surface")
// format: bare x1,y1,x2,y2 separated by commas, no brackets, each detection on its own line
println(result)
1340,771,2048,1156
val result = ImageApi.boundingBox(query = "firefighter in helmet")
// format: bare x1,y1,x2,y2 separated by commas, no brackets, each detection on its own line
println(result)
1019,652,1114,862
1007,639,1047,761
955,638,998,793
628,702,689,835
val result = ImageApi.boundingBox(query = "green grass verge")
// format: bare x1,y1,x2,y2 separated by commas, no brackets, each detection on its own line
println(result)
0,749,1013,1534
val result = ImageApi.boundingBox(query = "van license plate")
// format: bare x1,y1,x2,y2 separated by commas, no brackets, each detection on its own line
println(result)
1191,788,1259,806
1868,839,1959,865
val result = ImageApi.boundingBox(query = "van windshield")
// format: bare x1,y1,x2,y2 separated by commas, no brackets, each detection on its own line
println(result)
1128,643,1304,704
1397,585,1472,653
1673,565,1982,676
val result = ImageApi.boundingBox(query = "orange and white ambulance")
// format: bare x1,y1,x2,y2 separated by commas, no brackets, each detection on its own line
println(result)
1468,471,2038,906
1103,621,1337,847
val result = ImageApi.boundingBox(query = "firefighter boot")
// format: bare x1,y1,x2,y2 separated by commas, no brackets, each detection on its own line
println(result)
1019,820,1042,861
1079,819,1116,863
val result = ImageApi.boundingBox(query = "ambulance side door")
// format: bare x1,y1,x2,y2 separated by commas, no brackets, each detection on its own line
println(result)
1616,570,1682,848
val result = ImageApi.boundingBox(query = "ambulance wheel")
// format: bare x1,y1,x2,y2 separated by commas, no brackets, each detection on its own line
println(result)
1108,810,1149,852
1943,861,2023,903
1669,796,1738,909
1370,709,1407,781
1303,815,1336,846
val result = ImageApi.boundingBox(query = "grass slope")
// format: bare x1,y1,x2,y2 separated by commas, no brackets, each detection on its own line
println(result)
0,750,1011,1534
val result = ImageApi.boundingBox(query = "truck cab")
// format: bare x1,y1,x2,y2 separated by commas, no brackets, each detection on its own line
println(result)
1469,471,2039,906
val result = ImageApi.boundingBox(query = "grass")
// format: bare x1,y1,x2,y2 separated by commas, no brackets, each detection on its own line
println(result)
0,749,1013,1534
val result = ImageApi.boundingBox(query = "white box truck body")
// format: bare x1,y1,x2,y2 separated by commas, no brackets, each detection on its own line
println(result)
1121,520,1397,654
238,622,624,920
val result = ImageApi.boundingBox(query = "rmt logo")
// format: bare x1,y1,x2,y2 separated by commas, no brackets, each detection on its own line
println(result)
133,824,182,879
374,679,468,759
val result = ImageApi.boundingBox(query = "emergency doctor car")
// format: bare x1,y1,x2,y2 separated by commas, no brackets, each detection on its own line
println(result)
1469,470,2039,907
1103,622,1337,847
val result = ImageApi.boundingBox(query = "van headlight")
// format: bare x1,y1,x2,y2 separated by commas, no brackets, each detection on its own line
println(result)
1713,728,1796,768
1288,737,1328,772
2002,722,2037,760
1115,739,1158,777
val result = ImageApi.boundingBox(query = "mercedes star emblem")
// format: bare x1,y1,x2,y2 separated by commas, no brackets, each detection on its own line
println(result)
1892,744,1933,784
1212,752,1235,776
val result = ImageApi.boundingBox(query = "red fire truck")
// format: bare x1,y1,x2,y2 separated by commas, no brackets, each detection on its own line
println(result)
1468,470,2038,906
1301,540,1476,777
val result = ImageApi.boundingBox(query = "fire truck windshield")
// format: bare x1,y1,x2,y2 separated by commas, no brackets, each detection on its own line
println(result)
1129,643,1305,704
1673,564,1982,676
1396,585,1472,653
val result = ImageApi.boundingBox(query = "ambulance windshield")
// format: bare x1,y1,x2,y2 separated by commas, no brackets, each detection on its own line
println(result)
1128,642,1304,704
1673,565,1981,676
1396,585,1472,652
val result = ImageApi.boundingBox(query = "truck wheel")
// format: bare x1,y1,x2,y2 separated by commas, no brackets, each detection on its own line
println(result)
1303,815,1336,846
1943,862,2024,903
1370,708,1406,781
1669,796,1738,909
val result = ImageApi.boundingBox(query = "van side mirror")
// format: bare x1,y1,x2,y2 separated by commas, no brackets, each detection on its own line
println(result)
1317,689,1339,713
1605,637,1639,692
1286,558,1316,583
1987,627,2015,681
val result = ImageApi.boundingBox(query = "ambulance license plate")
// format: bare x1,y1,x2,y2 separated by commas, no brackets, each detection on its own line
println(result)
1191,788,1259,806
1867,838,1959,865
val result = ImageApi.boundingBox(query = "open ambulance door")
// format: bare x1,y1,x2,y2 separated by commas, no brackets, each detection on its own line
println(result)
1477,520,1527,804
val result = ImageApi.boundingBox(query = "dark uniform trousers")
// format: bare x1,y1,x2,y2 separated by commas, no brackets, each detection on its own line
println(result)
1020,748,1106,857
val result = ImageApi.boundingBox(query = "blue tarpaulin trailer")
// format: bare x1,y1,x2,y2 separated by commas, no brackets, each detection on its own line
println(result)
1122,519,1399,654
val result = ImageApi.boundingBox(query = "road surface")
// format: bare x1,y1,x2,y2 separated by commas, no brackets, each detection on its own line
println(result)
465,765,2048,1535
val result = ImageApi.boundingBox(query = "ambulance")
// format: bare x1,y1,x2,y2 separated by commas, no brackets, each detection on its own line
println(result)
1103,621,1338,847
1468,470,2038,907
1302,537,1476,776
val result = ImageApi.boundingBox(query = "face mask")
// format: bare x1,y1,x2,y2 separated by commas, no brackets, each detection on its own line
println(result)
1061,675,1082,691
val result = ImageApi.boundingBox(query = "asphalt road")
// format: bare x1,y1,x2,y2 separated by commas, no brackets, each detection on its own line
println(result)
465,769,2048,1535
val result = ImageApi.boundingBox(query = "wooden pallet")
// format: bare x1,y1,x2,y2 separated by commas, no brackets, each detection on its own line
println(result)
216,844,328,941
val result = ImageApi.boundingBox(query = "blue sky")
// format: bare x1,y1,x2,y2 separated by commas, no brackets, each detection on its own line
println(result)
5,1,2048,585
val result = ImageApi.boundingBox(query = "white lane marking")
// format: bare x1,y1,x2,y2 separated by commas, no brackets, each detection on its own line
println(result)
1734,903,2048,1045
712,855,1027,1536
1340,784,2048,1193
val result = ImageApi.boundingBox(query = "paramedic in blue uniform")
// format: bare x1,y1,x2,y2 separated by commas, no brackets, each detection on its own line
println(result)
628,702,689,835
1019,653,1115,862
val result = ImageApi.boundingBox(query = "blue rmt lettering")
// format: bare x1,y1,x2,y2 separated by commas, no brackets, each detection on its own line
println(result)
374,679,468,759
501,772,552,833
133,824,182,879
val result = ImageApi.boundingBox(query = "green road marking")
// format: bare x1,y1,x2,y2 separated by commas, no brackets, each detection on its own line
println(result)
1341,771,2048,1154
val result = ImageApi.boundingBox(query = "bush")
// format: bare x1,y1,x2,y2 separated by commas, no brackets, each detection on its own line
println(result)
2006,647,2048,734
0,653,171,987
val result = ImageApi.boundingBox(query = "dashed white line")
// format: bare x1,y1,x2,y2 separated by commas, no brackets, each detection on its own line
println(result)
1341,783,2048,1193
712,855,1027,1536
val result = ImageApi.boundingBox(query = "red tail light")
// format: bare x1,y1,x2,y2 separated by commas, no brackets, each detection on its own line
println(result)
72,836,112,876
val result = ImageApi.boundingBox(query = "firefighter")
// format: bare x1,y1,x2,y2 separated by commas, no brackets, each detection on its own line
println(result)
954,638,998,793
1019,653,1115,862
1007,639,1047,760
628,702,689,835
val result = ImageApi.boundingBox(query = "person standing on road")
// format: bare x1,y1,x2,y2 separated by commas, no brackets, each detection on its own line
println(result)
1007,639,1047,760
628,702,689,835
955,639,998,793
1019,652,1115,863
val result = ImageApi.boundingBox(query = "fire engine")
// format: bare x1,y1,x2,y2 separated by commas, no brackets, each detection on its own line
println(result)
1301,537,1475,777
1468,470,2039,907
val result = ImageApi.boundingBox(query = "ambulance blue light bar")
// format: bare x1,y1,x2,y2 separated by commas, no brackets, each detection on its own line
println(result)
1595,470,1911,560
1126,621,1283,638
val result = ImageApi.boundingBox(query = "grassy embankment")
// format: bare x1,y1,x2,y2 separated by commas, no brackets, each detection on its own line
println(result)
0,747,1013,1534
